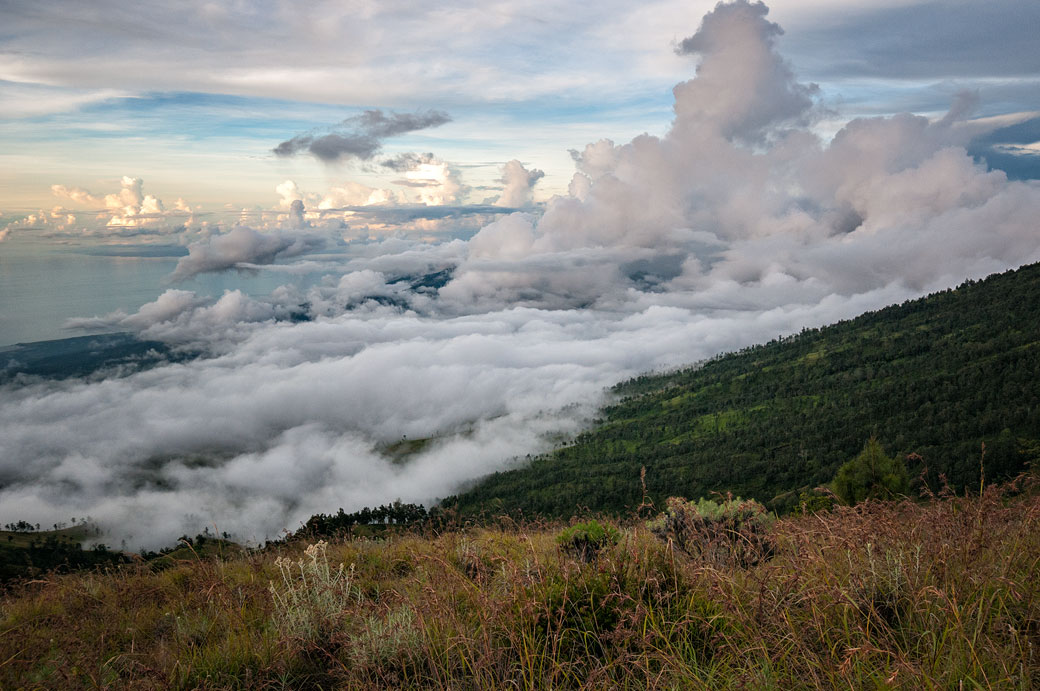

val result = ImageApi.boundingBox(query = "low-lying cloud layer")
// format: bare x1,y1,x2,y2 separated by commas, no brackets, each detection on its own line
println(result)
169,227,326,281
2,1,1039,548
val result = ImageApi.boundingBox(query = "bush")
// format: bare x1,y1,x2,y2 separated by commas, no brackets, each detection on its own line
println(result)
556,519,621,562
648,496,775,568
832,438,909,506
798,487,836,514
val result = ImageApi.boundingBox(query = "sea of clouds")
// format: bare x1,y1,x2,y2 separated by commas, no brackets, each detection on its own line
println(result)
2,1,1039,548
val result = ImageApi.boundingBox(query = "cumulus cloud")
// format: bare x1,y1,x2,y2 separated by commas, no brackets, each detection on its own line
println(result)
397,157,468,206
443,0,1040,310
673,0,819,143
275,179,305,209
169,227,326,281
273,109,452,163
0,176,205,242
2,1,1040,549
495,160,545,208
1,207,95,240
50,176,187,228
274,151,469,227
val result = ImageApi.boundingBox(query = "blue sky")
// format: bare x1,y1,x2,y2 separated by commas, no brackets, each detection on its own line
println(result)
2,0,1038,218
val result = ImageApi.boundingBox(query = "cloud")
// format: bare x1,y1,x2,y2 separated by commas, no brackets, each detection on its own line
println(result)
0,80,130,118
381,152,437,172
495,160,545,208
318,182,396,208
0,208,77,240
673,0,819,143
273,110,452,164
442,0,1040,311
0,1,697,109
24,176,202,239
396,157,468,206
169,226,326,281
50,175,172,226
275,179,305,209
65,288,294,349
0,287,912,548
936,89,980,128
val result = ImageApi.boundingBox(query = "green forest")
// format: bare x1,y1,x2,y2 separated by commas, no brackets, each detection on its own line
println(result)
446,262,1040,518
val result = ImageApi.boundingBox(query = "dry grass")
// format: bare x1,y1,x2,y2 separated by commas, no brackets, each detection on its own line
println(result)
1,481,1038,689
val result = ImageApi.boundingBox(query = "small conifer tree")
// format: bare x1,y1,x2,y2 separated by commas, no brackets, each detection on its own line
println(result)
832,438,909,505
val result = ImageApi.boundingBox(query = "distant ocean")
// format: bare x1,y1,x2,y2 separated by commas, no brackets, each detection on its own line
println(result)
0,241,321,346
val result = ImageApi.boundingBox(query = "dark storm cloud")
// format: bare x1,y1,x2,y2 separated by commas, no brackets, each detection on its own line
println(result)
273,110,452,163
381,152,437,171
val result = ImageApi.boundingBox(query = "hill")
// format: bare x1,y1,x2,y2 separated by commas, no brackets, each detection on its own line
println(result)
0,523,128,582
446,263,1040,518
0,333,185,384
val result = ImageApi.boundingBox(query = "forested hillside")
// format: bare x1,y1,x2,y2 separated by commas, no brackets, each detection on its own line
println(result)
447,263,1040,517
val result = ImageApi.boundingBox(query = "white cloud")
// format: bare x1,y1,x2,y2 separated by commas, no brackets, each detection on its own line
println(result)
169,226,327,281
318,181,396,208
495,159,545,208
0,82,128,118
42,176,197,234
1,288,914,547
441,1,1040,311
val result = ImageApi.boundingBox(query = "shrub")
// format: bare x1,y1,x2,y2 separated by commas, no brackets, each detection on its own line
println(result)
648,496,775,568
556,519,621,562
268,540,360,643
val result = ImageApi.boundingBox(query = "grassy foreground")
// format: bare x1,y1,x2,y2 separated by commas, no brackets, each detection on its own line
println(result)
2,483,1038,689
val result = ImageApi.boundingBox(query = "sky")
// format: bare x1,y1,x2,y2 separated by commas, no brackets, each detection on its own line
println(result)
2,0,1038,217
1,0,1039,547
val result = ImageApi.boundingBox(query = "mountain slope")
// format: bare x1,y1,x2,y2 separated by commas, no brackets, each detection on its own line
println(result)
447,263,1040,517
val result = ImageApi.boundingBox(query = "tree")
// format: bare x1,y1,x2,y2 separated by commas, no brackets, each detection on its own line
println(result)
831,438,909,506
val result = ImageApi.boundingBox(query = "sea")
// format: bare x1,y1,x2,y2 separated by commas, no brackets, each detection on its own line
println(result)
0,240,323,347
